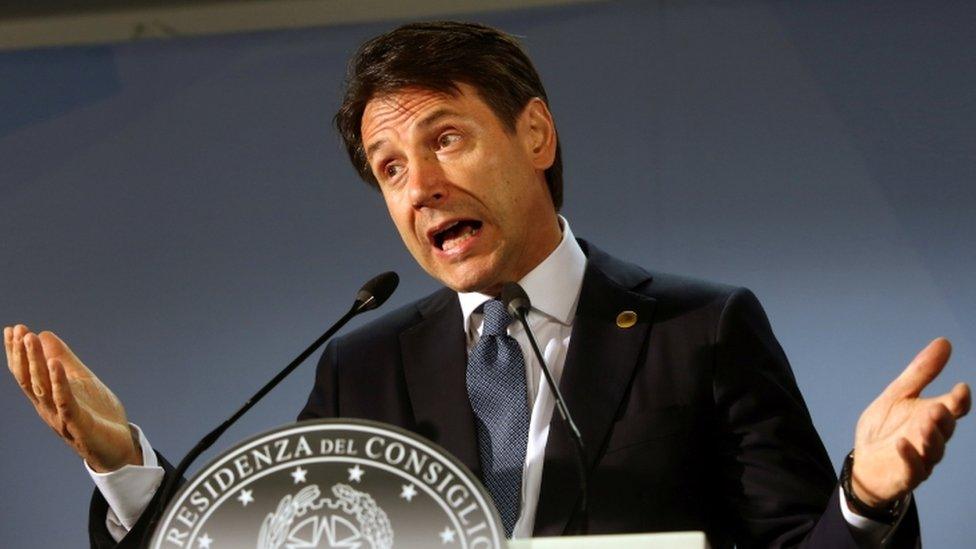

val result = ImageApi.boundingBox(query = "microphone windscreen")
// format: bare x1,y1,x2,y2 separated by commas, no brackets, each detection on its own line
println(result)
502,282,531,317
356,271,399,312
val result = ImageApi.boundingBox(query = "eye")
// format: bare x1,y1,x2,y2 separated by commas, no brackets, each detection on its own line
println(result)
436,132,462,150
384,163,404,180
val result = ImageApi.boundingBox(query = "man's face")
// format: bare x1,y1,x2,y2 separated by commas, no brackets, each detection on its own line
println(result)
361,83,561,294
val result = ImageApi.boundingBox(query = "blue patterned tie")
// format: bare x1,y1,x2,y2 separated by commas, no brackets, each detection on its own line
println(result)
466,299,531,537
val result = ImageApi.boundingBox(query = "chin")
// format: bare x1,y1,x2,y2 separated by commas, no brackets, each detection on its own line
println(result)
426,252,508,294
442,278,493,294
436,269,501,295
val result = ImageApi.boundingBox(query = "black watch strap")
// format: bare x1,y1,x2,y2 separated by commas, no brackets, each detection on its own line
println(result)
841,450,902,524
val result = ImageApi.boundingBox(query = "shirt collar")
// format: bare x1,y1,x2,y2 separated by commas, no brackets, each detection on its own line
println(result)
457,216,587,332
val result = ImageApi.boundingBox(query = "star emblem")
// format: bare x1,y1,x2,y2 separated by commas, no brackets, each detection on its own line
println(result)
290,466,308,484
439,526,457,544
347,464,365,482
197,533,213,548
236,488,254,506
400,483,418,502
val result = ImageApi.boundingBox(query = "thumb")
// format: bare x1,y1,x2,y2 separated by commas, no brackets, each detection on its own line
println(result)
882,338,952,400
37,331,90,377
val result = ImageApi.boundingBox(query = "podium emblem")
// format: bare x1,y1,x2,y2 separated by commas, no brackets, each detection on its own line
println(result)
151,419,506,548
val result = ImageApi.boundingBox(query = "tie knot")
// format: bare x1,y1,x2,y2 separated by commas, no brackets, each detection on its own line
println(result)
481,299,513,336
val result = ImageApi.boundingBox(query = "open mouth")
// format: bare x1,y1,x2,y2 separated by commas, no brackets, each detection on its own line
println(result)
431,219,483,252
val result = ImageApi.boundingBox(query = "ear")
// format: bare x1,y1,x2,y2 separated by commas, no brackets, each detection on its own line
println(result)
518,97,557,171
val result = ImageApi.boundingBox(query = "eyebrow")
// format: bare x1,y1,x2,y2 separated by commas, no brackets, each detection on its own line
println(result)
364,107,464,163
365,139,388,164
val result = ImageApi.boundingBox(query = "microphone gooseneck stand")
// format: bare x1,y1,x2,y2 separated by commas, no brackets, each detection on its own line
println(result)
501,282,589,536
138,271,399,547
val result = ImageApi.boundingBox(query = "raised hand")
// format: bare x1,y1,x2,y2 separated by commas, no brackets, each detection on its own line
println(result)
852,338,971,507
4,324,142,472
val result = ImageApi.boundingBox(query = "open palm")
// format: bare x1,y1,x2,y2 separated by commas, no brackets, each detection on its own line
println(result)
852,338,971,506
5,325,140,472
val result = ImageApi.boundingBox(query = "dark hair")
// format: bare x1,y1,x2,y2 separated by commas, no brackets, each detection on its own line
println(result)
334,21,563,210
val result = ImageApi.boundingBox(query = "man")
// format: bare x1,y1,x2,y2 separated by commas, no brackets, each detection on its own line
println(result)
4,21,970,548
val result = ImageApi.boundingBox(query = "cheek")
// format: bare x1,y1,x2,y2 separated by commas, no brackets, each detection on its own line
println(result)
452,143,520,206
383,198,417,243
471,139,513,176
392,221,431,267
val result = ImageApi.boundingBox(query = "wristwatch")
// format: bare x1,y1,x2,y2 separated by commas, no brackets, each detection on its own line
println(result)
840,450,903,524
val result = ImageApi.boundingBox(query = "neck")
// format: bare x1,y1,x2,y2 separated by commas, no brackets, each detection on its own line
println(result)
481,214,562,296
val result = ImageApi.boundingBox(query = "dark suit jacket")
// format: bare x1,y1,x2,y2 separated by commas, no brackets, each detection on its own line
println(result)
90,240,920,547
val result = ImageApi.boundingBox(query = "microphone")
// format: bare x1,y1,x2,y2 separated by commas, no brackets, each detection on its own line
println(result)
355,271,399,313
501,282,589,535
140,271,399,546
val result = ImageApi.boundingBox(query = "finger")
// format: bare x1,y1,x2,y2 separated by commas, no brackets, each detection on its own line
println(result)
12,324,31,347
48,358,81,442
882,338,952,400
916,410,946,468
9,326,37,403
24,333,54,406
935,382,972,419
896,437,928,487
928,403,956,440
3,326,24,393
3,326,13,370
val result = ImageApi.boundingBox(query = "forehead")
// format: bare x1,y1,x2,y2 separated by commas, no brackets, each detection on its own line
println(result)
361,87,457,138
360,84,500,152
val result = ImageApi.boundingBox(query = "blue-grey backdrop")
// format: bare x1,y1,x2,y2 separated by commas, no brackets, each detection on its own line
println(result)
2,0,973,546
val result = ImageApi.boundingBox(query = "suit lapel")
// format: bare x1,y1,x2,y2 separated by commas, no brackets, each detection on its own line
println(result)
399,288,482,477
534,242,657,535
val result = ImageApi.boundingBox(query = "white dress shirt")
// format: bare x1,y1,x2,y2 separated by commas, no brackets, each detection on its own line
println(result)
91,216,892,544
457,215,587,538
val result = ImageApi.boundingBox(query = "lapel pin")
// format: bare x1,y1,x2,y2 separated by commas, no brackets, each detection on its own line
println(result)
616,310,638,328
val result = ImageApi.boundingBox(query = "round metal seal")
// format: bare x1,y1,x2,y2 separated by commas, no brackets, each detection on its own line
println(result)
150,419,506,549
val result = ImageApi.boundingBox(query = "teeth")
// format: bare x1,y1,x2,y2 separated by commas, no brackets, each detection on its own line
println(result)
441,225,479,251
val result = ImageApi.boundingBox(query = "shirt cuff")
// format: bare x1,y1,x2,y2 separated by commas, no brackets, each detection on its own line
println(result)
838,486,911,547
85,423,165,531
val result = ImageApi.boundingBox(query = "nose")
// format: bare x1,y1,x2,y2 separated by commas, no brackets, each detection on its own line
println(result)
406,153,448,209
